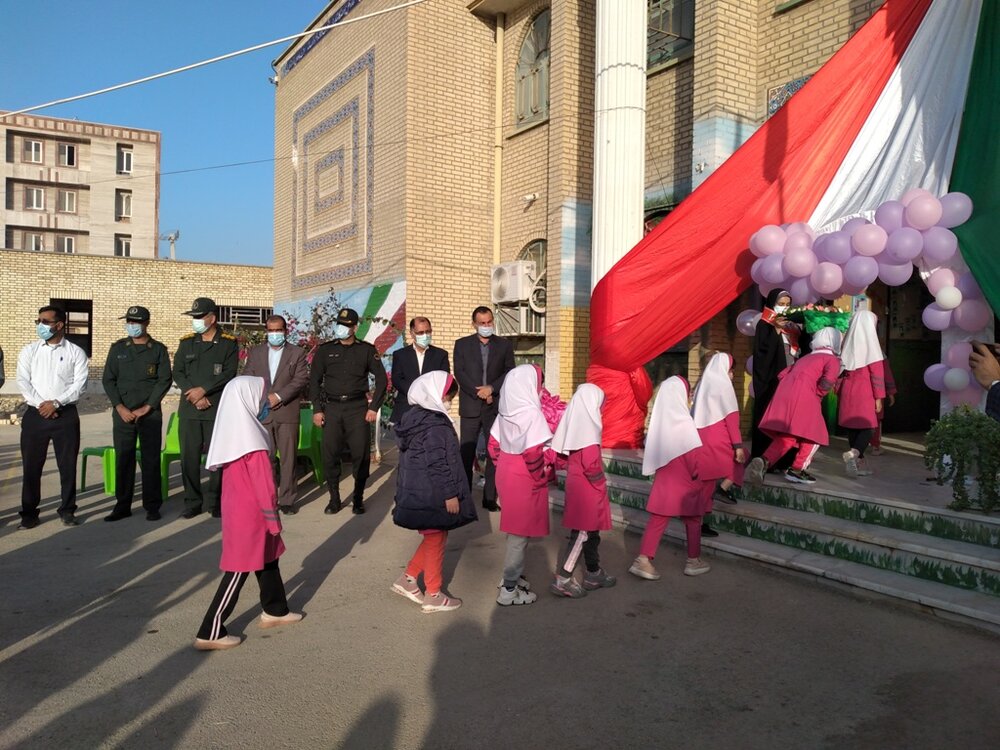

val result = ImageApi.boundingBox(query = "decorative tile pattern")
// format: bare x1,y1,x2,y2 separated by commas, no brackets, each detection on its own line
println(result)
767,76,812,118
281,0,365,76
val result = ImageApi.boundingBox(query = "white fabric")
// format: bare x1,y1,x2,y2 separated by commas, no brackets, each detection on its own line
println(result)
415,347,426,374
810,327,843,356
489,364,552,454
840,310,885,371
267,345,283,384
692,353,739,428
642,376,702,476
807,0,981,229
16,338,89,407
407,370,452,418
205,376,271,471
551,383,604,454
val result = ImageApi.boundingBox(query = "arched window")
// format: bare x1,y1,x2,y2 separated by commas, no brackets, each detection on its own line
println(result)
516,10,550,128
518,239,547,314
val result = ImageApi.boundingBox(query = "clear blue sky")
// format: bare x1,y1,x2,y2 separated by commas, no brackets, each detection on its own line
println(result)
0,1,324,266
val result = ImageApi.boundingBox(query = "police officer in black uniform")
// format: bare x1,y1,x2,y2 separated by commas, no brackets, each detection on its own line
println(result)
102,306,173,521
310,308,387,515
173,298,239,519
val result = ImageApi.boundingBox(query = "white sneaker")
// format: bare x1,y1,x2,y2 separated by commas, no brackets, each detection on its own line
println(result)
628,556,661,581
856,458,873,477
745,457,767,485
496,576,531,591
194,635,241,651
421,592,462,613
842,449,859,477
684,558,711,576
259,611,304,629
496,586,537,606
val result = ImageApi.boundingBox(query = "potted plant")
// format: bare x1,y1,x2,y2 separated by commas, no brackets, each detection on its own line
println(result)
924,405,1000,512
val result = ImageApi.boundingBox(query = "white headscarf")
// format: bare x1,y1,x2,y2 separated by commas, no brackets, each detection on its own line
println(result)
407,370,453,418
810,327,843,355
692,353,739,429
642,376,702,476
550,383,604,455
840,310,884,371
205,376,271,471
490,364,552,454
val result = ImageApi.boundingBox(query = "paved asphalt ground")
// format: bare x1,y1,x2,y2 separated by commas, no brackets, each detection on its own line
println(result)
0,411,998,750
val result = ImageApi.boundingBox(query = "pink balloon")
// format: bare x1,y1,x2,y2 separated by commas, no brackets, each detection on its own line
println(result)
819,231,853,265
926,268,958,296
785,247,818,278
760,253,787,284
785,222,815,240
788,276,818,305
736,309,762,337
884,227,923,263
900,188,934,206
956,272,983,300
852,224,888,257
751,225,787,257
750,257,766,285
844,255,879,288
945,341,973,370
784,232,812,253
947,384,985,408
841,282,866,297
923,363,948,392
921,226,958,266
922,303,953,332
841,217,869,236
953,298,993,332
811,262,843,296
877,261,913,287
938,192,973,228
874,200,906,232
904,195,944,231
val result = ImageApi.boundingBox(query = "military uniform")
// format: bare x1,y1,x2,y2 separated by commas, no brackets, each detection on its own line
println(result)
173,298,239,514
102,306,173,518
309,308,387,512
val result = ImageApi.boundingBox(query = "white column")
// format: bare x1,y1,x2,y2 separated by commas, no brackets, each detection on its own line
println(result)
591,0,647,290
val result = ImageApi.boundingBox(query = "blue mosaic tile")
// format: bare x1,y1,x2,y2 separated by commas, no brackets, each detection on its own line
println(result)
767,75,812,118
282,0,365,76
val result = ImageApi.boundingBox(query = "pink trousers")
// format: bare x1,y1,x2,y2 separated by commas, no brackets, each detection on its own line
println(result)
640,514,701,559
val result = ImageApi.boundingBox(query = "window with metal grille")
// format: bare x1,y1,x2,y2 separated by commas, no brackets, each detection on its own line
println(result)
216,306,273,328
515,10,550,128
647,0,695,69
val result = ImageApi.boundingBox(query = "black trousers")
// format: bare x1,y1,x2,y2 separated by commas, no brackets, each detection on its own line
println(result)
321,399,370,504
196,559,289,640
559,529,602,575
20,405,80,520
178,416,221,512
846,428,875,458
113,410,163,513
460,413,497,504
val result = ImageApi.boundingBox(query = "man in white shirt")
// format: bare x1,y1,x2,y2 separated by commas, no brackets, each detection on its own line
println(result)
388,316,450,426
16,306,90,528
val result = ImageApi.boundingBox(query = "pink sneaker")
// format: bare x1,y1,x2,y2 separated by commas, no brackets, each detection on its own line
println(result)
421,592,462,613
391,573,424,604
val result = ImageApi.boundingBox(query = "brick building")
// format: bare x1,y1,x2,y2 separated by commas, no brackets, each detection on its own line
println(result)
1,113,160,258
272,0,883,410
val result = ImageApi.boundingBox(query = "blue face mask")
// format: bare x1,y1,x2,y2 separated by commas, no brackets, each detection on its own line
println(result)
333,324,352,340
36,322,55,341
125,323,144,338
257,402,271,422
414,333,432,348
477,326,494,338
267,332,286,347
192,318,209,334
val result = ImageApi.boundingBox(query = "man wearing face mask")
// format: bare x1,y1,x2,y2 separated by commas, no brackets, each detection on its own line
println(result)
453,306,515,512
389,316,450,427
16,305,90,529
310,307,387,515
174,297,239,519
101,306,173,522
242,315,310,514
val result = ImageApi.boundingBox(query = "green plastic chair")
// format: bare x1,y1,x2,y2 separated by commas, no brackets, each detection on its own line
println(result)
296,408,325,485
160,412,182,500
80,445,113,491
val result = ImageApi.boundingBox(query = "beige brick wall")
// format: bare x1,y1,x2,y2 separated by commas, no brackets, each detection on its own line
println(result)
645,58,695,202
0,249,271,381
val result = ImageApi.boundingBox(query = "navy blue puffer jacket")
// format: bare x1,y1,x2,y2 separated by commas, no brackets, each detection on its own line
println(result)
393,408,478,531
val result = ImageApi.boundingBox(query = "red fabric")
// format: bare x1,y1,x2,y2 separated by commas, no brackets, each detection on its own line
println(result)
588,0,933,447
763,435,819,471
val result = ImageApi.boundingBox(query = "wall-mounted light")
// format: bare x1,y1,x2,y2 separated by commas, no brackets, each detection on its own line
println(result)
521,192,538,205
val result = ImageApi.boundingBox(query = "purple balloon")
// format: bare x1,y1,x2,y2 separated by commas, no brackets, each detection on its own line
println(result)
785,222,815,240
921,226,958,266
904,195,944,231
948,384,985,408
841,282,867,297
820,231,853,265
877,261,914,287
785,247,818,278
745,356,754,376
788,276,817,305
938,192,973,228
737,309,762,336
956,272,983,300
874,200,906,232
923,363,948,392
953,298,992,332
784,232,812,253
884,227,923,263
841,217,870,236
750,257,766,285
811,262,843,296
760,253,786,284
901,188,934,206
751,225,787,257
844,255,879,288
926,268,958,296
922,303,953,332
945,341,973,370
852,224,888,257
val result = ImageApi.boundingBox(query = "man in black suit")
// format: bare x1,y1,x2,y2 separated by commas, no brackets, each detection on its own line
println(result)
390,316,450,425
453,306,515,511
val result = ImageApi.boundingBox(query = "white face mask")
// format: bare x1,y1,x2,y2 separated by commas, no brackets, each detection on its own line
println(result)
414,333,432,348
192,318,209,334
334,324,352,340
477,325,494,338
773,305,789,314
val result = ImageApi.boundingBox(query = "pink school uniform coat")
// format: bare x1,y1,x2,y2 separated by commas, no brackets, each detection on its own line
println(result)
837,360,886,430
645,449,705,518
490,438,550,538
219,450,285,573
759,351,841,446
561,443,612,532
697,412,745,483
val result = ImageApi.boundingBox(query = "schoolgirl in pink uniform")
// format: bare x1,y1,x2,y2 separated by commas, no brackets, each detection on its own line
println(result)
837,310,887,477
629,376,713,580
745,327,843,485
548,383,616,598
194,376,302,651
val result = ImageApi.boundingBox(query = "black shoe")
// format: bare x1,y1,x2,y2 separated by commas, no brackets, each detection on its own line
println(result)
482,500,501,512
701,523,719,537
211,507,222,518
279,505,298,515
182,508,202,519
18,517,39,530
352,502,365,515
714,485,739,505
324,500,342,514
104,510,133,522
60,514,80,527
146,510,162,521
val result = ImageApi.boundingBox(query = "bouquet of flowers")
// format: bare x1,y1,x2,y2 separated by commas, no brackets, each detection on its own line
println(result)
786,304,852,334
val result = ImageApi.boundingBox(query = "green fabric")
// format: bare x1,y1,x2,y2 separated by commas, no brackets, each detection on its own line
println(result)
355,283,392,341
950,1,1000,318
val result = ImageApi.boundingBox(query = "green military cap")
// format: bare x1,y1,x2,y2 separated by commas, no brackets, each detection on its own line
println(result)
183,298,217,317
118,305,151,322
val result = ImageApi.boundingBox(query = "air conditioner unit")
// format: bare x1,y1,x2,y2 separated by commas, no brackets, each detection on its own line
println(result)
491,261,536,304
495,304,546,338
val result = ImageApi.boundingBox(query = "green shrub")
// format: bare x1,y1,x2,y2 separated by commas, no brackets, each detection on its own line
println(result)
925,406,1000,513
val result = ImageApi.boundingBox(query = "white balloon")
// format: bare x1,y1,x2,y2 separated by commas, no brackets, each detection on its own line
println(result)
943,367,971,392
935,286,963,311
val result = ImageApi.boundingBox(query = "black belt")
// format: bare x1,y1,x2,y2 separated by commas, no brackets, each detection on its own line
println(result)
327,394,366,402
